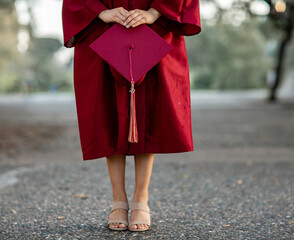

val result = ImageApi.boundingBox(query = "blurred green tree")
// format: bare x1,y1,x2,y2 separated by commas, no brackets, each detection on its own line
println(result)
191,0,294,99
0,0,20,92
264,0,294,101
0,0,72,93
186,20,269,90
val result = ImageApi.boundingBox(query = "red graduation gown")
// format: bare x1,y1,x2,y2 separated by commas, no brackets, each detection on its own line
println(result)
62,0,201,160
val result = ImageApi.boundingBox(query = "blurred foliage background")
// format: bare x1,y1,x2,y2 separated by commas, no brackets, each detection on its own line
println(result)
0,0,293,101
187,19,270,90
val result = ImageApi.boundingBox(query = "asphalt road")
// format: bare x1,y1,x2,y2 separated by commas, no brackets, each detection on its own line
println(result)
0,90,293,239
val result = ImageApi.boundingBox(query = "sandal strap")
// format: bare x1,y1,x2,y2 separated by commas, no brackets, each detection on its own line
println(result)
111,201,129,212
130,202,150,213
129,220,150,227
108,219,128,226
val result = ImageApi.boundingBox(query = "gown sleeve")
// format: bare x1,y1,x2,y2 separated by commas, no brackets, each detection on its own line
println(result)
149,0,201,36
62,0,108,48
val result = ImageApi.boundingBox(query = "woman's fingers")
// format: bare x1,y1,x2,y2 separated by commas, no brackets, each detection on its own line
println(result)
98,7,129,24
126,14,145,28
131,18,145,28
124,9,158,28
113,7,128,26
119,8,128,19
124,10,141,27
117,13,126,21
124,9,137,20
128,15,145,28
98,7,160,26
114,16,125,26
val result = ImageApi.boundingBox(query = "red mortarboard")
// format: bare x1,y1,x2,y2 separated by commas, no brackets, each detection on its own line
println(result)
89,23,173,143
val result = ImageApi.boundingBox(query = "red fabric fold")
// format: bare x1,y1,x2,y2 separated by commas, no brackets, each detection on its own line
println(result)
62,0,108,48
150,0,201,36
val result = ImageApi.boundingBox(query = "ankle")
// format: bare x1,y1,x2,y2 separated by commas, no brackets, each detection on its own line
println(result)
113,190,128,202
132,190,149,203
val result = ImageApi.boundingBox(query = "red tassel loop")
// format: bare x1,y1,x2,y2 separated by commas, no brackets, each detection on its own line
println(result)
128,44,138,143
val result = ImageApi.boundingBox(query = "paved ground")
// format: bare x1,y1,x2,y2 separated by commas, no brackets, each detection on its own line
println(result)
0,90,293,239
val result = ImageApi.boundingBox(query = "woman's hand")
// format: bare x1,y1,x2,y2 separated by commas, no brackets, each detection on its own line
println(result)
123,8,162,28
98,7,129,26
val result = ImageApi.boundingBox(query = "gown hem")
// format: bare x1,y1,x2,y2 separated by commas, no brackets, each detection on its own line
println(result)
81,146,195,161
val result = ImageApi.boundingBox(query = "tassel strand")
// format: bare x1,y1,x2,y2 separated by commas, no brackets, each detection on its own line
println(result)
128,44,138,143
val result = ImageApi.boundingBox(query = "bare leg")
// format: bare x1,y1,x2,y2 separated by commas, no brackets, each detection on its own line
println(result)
106,153,128,229
129,153,154,230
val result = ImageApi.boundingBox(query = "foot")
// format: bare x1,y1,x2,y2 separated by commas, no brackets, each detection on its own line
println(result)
108,201,129,230
108,209,128,229
128,202,150,231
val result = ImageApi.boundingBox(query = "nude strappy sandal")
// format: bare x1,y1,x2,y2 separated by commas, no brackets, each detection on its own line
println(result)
107,201,129,231
128,202,151,232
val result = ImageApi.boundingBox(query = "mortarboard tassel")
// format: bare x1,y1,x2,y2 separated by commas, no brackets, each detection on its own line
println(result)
128,44,138,143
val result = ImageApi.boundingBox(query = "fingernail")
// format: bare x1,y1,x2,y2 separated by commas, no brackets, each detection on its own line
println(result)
124,22,127,26
126,25,129,28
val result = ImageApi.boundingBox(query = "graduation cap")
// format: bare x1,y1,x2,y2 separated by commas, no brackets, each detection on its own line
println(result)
89,23,173,143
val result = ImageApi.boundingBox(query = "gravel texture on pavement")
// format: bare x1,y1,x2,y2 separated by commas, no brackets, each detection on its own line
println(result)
0,91,293,240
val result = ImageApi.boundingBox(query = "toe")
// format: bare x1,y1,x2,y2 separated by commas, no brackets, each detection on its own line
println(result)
140,224,148,230
129,224,138,230
119,223,126,228
138,224,145,229
111,223,119,228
